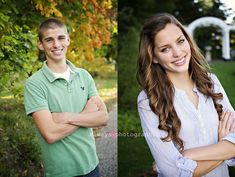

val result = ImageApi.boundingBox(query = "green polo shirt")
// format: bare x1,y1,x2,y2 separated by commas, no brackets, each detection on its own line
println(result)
24,60,99,177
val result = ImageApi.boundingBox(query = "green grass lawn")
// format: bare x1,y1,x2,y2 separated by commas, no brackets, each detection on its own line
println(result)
211,60,235,107
118,60,235,177
95,77,117,111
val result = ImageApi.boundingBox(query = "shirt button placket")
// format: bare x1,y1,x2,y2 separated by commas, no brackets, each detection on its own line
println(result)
198,113,206,143
68,83,72,93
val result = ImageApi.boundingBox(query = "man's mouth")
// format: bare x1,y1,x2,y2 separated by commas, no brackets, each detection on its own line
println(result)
52,49,63,55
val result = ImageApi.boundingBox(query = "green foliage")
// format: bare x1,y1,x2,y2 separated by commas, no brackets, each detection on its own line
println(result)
118,110,142,133
0,0,42,97
0,25,41,97
0,98,43,177
230,31,235,60
174,0,227,24
118,27,141,110
194,26,222,59
118,137,154,177
0,0,117,97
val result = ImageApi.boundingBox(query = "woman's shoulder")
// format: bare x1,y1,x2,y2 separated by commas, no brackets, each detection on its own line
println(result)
208,72,222,92
208,72,218,82
137,90,147,101
137,90,151,111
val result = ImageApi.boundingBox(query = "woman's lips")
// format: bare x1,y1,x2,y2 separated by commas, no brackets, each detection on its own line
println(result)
172,57,186,66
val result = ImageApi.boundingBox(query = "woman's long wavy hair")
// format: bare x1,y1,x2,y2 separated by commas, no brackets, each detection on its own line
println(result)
137,13,223,151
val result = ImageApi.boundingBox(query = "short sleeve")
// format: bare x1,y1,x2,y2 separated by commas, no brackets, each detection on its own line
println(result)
137,91,197,177
24,79,49,116
88,74,97,98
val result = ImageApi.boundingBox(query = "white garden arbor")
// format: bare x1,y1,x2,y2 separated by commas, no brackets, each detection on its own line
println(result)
187,16,235,60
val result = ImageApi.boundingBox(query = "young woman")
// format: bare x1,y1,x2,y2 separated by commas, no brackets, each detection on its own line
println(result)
137,13,235,177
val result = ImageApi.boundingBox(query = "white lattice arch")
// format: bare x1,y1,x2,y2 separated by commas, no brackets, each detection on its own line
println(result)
187,17,231,60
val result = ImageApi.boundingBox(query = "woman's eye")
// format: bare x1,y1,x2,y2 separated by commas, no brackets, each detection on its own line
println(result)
178,39,185,44
161,48,169,53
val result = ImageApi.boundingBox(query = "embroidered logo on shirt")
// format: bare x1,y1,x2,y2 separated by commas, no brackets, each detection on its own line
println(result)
80,86,85,90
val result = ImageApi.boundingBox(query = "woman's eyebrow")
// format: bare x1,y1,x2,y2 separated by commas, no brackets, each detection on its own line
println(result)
158,34,184,49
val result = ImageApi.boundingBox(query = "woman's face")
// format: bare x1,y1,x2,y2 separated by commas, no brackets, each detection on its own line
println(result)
153,23,191,76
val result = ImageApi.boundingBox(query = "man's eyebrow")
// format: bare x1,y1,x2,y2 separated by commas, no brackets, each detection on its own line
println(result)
58,35,66,38
158,34,184,49
43,37,53,41
43,35,66,41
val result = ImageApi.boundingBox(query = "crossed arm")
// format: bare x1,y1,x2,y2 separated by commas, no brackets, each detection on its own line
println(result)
183,112,235,162
183,111,235,177
148,111,235,177
32,95,109,144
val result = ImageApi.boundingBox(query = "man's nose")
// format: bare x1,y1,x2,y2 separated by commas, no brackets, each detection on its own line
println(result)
53,40,60,48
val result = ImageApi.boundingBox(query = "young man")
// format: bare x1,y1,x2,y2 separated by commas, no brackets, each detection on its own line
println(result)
24,18,109,177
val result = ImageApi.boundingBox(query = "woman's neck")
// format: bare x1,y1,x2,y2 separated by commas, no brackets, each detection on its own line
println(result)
168,72,194,91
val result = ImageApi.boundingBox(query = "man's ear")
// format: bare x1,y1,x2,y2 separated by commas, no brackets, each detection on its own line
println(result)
37,41,44,51
153,57,158,64
67,36,70,46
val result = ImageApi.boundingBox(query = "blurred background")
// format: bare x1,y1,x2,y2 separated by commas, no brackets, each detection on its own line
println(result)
0,0,117,176
118,0,235,176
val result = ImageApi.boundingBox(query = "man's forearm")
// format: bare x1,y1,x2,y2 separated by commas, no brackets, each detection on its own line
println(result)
183,140,235,161
68,110,108,127
52,96,109,127
47,122,79,143
33,110,79,144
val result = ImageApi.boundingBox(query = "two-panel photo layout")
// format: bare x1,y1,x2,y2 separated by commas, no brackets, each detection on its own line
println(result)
1,0,235,177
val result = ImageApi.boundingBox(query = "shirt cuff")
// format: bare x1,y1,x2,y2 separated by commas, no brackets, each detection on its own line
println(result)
223,131,235,166
176,156,197,177
223,131,235,144
225,159,235,166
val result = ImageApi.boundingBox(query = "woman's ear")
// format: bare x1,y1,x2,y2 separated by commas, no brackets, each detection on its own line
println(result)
37,41,44,51
153,57,158,64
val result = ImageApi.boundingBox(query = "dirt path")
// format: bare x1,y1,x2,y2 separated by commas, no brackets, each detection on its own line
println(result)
95,104,117,177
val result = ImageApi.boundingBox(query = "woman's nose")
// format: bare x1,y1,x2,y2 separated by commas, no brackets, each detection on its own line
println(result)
172,46,181,58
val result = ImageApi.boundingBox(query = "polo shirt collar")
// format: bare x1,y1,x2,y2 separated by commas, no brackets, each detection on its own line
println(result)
66,60,77,73
42,59,78,83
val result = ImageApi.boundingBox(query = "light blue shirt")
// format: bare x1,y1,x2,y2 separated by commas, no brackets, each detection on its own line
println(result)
137,74,235,177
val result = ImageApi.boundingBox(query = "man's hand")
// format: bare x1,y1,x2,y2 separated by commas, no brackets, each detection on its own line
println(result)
82,98,99,113
218,110,235,141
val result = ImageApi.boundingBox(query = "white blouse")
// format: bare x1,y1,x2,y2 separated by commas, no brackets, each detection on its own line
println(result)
137,74,235,177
